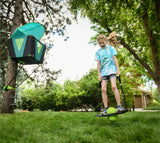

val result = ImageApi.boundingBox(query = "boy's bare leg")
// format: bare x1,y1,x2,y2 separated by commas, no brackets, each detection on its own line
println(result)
101,80,108,108
110,77,121,106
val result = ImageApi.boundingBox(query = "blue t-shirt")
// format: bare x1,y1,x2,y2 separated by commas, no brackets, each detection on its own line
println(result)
95,46,118,76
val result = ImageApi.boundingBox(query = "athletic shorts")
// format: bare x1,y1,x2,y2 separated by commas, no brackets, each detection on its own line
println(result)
101,74,116,82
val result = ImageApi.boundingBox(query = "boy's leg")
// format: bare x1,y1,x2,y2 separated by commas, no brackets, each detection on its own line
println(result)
101,80,108,108
110,76,124,111
101,80,108,115
110,76,121,106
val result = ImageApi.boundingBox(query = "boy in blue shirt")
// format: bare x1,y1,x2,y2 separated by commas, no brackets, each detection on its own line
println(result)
95,33,124,115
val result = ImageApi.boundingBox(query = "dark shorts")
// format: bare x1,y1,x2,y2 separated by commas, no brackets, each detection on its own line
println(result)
101,74,116,82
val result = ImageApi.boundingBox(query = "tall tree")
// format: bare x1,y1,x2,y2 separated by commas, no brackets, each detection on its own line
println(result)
0,15,9,106
1,0,22,113
1,0,71,113
68,0,160,101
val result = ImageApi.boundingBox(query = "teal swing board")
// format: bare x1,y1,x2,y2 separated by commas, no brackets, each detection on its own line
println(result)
8,23,46,64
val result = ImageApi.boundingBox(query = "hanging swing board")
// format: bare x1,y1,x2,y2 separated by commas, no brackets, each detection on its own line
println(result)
96,109,128,117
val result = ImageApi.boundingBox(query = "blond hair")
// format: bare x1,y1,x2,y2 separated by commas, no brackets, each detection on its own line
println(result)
97,32,120,49
97,34,107,42
107,32,120,49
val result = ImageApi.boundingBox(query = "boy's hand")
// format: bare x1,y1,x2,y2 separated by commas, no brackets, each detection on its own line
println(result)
98,74,101,81
117,69,121,75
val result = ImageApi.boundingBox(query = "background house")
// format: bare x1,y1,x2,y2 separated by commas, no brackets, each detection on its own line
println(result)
134,89,153,108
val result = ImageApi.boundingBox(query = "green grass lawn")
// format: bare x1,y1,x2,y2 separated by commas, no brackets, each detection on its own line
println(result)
0,111,160,143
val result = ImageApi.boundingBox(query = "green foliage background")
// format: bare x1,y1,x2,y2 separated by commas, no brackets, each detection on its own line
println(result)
18,68,140,111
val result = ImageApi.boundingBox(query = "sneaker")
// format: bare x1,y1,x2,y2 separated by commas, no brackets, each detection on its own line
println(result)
117,105,124,112
101,107,108,115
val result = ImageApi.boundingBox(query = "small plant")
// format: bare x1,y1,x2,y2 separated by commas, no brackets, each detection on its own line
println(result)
144,102,160,110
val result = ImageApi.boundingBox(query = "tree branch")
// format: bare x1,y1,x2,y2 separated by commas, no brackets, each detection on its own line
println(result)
22,10,31,22
7,0,16,17
0,15,12,21
23,0,35,21
119,38,155,79
30,0,44,5
1,1,15,15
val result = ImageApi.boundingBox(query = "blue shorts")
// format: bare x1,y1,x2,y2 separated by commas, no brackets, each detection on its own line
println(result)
101,74,116,82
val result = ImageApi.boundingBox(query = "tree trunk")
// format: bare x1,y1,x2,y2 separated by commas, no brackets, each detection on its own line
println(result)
155,1,160,102
155,0,160,25
156,80,160,103
142,9,160,102
1,0,23,113
158,82,160,103
1,61,18,113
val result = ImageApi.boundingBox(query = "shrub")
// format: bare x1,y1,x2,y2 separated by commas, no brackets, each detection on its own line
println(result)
144,102,160,110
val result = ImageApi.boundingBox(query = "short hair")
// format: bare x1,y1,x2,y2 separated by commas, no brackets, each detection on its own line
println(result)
97,34,107,42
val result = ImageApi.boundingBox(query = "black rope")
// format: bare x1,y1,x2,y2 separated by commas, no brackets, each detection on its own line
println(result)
4,64,23,91
4,63,41,90
117,75,128,109
96,80,102,115
15,64,41,88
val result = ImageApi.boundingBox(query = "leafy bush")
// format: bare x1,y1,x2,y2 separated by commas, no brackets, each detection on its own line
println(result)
20,88,41,111
20,81,84,111
144,102,160,110
152,88,159,103
19,69,144,111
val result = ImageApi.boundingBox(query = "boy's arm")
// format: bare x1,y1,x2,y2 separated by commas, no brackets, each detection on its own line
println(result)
113,56,120,75
97,60,101,80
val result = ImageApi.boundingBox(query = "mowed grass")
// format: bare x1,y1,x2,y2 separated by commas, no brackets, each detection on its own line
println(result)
0,111,160,143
